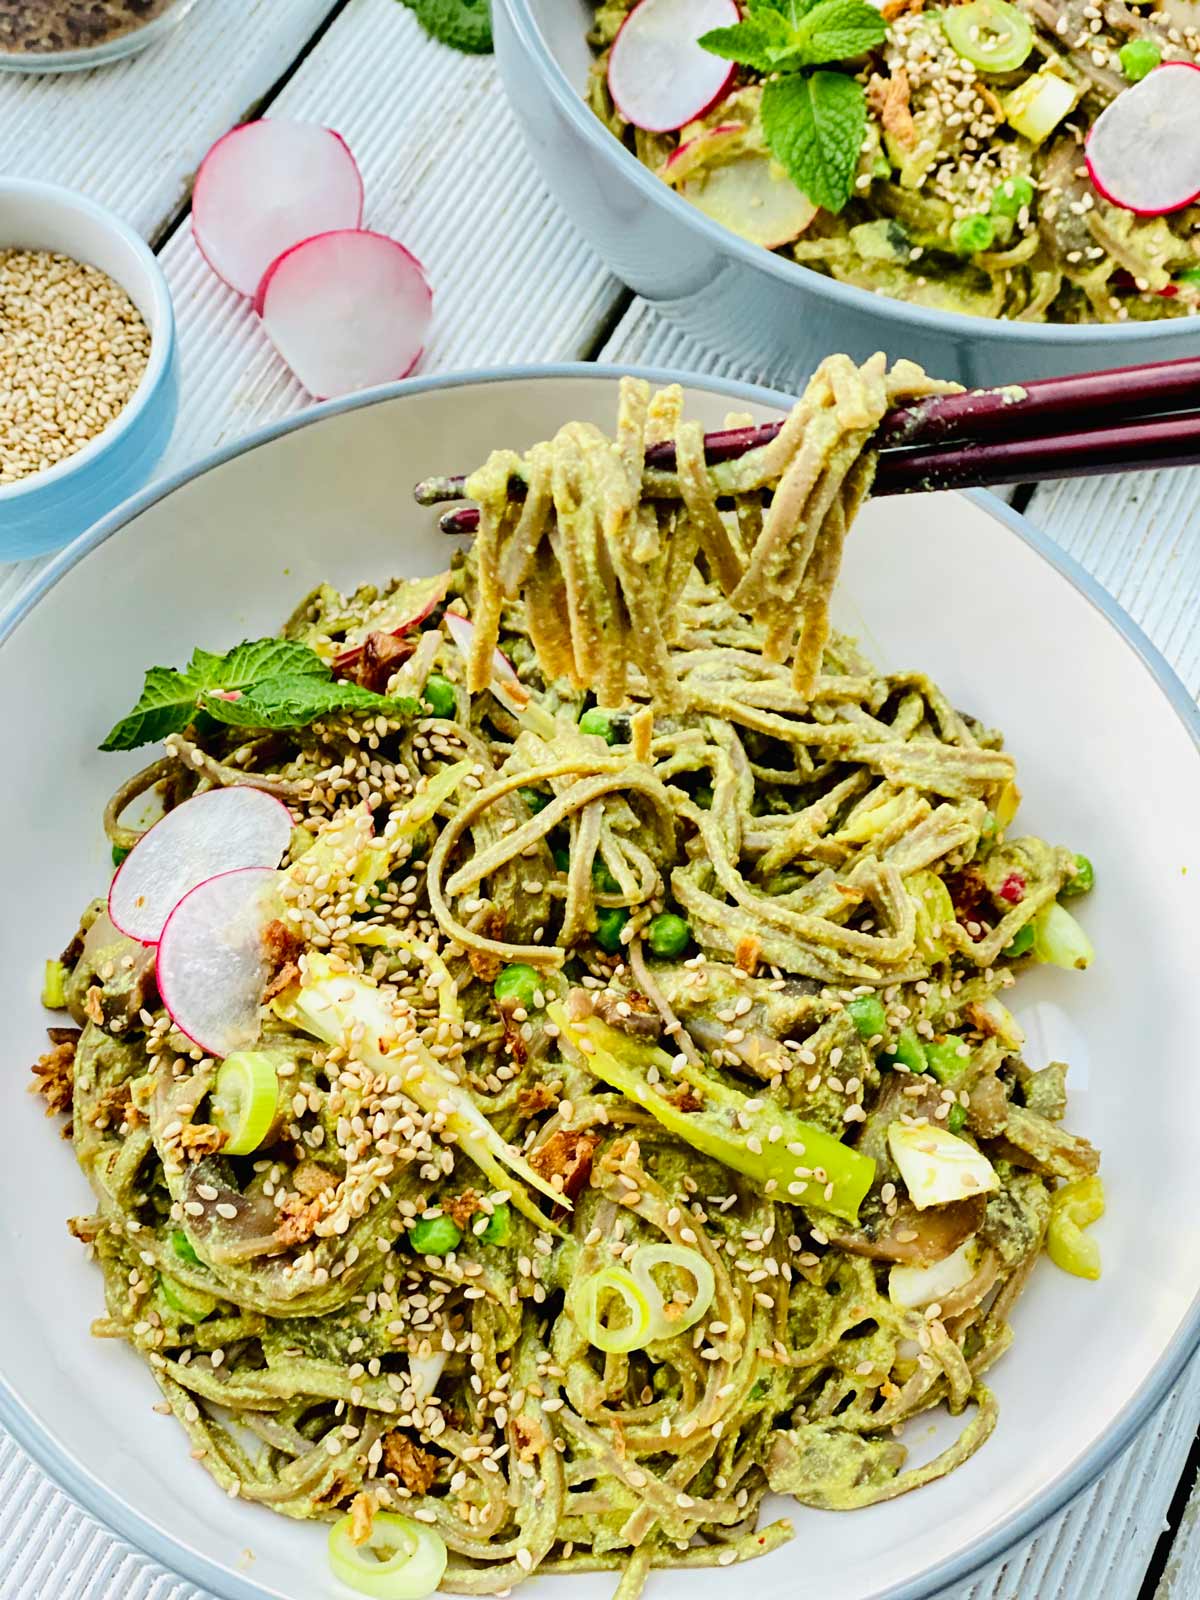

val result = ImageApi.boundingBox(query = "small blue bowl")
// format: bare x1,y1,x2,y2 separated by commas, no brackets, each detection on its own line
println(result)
0,180,178,561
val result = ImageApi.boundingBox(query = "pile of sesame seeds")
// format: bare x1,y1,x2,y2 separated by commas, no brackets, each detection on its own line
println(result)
0,248,152,486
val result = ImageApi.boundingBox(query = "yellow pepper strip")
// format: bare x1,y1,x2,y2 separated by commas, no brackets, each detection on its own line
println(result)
1046,1174,1104,1280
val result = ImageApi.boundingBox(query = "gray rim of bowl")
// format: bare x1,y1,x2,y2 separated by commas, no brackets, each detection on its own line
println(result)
0,0,199,71
499,0,1197,348
0,362,1197,1600
0,179,176,504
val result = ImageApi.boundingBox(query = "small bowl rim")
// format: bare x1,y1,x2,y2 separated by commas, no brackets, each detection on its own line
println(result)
0,0,199,73
500,0,1199,347
0,361,1198,1600
0,177,176,504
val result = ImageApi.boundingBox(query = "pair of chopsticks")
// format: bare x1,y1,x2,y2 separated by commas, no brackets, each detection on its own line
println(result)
417,354,1200,536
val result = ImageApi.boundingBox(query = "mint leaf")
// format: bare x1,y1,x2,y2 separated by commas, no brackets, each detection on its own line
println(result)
750,0,827,22
760,71,867,213
398,0,492,53
700,12,796,71
198,679,419,732
794,0,887,63
188,638,329,690
101,638,418,751
100,667,204,752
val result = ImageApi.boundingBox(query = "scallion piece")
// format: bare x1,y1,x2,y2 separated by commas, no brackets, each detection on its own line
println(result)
328,1510,448,1599
210,1052,280,1156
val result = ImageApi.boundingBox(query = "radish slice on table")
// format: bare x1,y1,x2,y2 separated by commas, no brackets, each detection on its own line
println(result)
608,0,739,133
258,229,433,399
682,151,820,247
193,121,364,299
334,572,450,668
109,787,292,945
1085,62,1200,215
442,611,530,718
156,867,283,1058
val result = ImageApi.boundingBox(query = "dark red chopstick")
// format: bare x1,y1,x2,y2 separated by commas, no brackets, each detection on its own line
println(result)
416,353,1200,530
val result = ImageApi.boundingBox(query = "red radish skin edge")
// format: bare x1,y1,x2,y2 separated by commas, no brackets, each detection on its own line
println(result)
107,786,293,945
442,612,531,713
608,0,739,134
193,123,364,299
254,227,429,318
155,866,280,1057
333,574,451,669
255,230,433,399
1085,62,1200,216
663,123,746,175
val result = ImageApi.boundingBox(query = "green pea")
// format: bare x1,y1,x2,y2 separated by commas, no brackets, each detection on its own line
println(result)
579,707,616,744
1178,267,1200,287
421,673,457,719
925,1038,970,1085
947,1103,968,1134
846,995,887,1040
990,175,1034,218
171,1228,202,1267
480,1202,512,1246
112,842,131,867
493,964,541,1008
1061,853,1094,897
592,858,620,895
595,906,630,953
409,1215,463,1255
951,213,995,255
880,1027,927,1074
519,786,550,815
552,845,571,874
1004,923,1035,958
1118,36,1160,79
646,913,690,958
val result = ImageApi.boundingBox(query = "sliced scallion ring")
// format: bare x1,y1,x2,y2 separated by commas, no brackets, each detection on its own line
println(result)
210,1051,280,1155
942,0,1033,71
328,1511,448,1599
632,1244,716,1339
568,1265,658,1354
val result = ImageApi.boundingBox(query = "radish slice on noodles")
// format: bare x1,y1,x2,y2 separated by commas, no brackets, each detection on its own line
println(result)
156,867,283,1058
662,122,747,185
682,151,820,247
258,229,433,399
1085,62,1200,215
109,787,292,945
442,611,530,718
193,121,364,299
334,573,450,668
608,0,739,133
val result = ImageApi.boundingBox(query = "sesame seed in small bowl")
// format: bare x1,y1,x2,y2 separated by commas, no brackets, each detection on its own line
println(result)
0,179,178,561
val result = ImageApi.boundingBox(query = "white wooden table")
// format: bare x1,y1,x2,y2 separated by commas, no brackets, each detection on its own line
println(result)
1,3,1198,1596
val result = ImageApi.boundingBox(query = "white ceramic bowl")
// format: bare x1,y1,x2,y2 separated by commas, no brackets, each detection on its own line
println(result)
0,179,178,560
1,368,1197,1600
494,0,1200,388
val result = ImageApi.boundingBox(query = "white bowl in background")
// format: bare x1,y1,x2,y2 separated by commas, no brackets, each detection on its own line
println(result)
493,0,1200,389
0,367,1197,1600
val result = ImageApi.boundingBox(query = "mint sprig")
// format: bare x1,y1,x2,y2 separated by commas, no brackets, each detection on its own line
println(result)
398,0,492,53
761,71,870,215
101,639,418,752
699,0,886,214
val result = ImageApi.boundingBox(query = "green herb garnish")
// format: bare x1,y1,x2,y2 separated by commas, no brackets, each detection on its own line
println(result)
101,638,418,752
398,0,492,53
701,0,887,214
